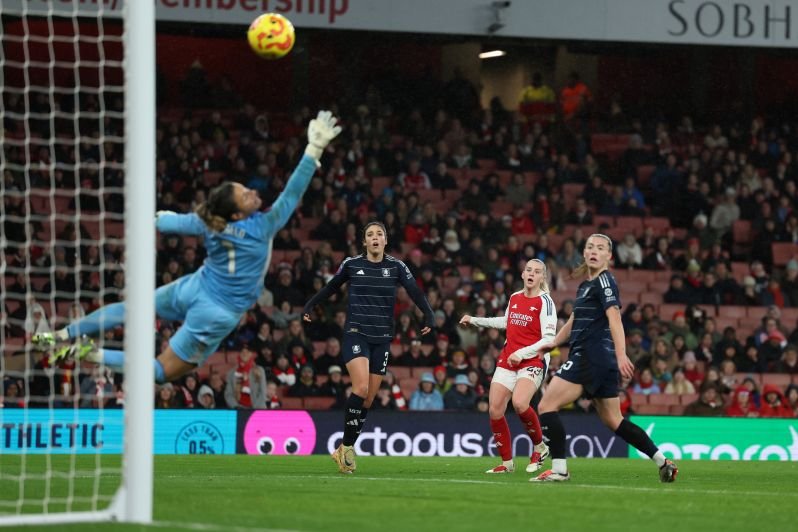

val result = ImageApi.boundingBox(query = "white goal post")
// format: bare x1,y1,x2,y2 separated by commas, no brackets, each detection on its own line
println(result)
0,0,154,526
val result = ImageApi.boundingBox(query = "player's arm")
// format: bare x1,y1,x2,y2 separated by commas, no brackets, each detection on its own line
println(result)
398,272,435,334
460,299,508,329
261,111,342,236
302,261,349,321
155,211,207,236
549,313,573,349
600,273,633,379
509,295,557,362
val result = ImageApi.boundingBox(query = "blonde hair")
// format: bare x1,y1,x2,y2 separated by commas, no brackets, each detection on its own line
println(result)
528,258,550,293
571,233,613,279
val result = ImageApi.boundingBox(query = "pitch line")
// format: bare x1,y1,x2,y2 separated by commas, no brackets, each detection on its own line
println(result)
152,521,300,532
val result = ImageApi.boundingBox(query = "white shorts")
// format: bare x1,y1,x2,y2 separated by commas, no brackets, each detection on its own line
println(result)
492,354,550,393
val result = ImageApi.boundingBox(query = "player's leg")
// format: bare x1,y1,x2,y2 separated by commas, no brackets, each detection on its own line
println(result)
32,303,126,349
532,374,584,482
332,335,369,473
485,369,514,473
357,343,389,447
593,396,678,482
511,368,548,473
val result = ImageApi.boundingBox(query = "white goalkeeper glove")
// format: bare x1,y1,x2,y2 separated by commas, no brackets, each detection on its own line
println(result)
304,110,342,161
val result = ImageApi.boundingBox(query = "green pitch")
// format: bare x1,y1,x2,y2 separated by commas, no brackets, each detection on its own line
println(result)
2,455,796,531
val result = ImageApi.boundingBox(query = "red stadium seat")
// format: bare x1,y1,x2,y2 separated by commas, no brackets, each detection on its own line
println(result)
658,303,685,321
390,366,413,380
732,220,752,245
280,397,304,410
649,394,680,406
679,393,699,405
780,308,798,328
718,306,747,319
668,404,686,415
629,392,649,406
635,404,669,415
399,378,419,399
303,397,336,410
761,373,791,389
412,366,437,378
772,243,796,266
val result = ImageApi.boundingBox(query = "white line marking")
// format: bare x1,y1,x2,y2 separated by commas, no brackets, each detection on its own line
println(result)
152,521,300,532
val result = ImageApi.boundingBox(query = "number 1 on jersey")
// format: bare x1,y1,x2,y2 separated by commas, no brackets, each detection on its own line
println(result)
221,240,236,274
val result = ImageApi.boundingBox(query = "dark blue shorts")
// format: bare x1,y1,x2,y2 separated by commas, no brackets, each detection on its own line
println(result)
554,349,619,399
341,333,391,376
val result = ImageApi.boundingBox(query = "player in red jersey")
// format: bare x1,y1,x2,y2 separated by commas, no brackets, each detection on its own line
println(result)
460,258,555,474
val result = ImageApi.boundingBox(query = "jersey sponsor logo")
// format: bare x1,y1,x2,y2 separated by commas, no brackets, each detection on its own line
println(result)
382,268,390,277
353,344,361,354
356,269,365,275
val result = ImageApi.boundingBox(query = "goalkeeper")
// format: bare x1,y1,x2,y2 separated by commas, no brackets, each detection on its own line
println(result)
32,111,341,383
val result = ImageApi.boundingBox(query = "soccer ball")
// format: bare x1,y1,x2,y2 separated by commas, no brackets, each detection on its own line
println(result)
247,13,295,60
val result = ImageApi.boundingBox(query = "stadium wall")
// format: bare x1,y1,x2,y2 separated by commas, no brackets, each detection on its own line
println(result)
3,410,797,461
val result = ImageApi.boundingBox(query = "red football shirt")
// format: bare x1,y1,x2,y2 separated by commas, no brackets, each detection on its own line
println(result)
496,291,557,371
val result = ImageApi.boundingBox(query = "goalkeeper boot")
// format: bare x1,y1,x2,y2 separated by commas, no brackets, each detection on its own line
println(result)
332,444,355,474
659,459,678,483
31,332,57,350
52,336,99,364
526,442,550,473
530,469,570,482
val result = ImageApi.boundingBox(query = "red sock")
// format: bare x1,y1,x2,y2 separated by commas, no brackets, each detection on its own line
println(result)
518,407,543,445
490,417,513,461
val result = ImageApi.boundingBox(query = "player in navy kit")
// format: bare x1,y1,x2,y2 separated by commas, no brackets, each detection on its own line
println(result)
303,221,435,473
32,111,342,384
531,234,678,483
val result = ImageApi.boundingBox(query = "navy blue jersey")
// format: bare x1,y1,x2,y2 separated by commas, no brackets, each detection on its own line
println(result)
569,270,622,363
304,254,434,341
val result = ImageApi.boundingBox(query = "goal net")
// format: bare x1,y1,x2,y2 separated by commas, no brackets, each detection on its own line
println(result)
0,0,154,525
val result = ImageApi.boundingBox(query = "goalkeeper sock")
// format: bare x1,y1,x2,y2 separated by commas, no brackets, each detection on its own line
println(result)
489,417,513,461
342,394,365,446
100,349,125,372
615,419,659,459
518,407,543,445
153,359,166,383
539,411,566,459
66,303,125,338
652,451,667,468
354,408,369,443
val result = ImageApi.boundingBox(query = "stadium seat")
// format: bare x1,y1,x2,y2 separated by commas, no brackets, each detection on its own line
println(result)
732,220,752,245
635,404,669,415
638,291,663,306
303,397,336,410
730,262,749,279
412,366,436,378
668,404,686,415
658,303,685,320
390,366,412,380
718,306,747,319
648,394,680,406
679,393,699,405
280,397,304,410
761,373,791,389
629,392,649,406
772,243,797,266
636,165,655,188
399,378,419,399
780,307,798,327
714,316,739,332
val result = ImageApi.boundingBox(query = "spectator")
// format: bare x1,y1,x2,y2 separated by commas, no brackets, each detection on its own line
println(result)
155,383,179,409
314,337,343,375
565,198,593,225
615,233,643,269
225,347,268,408
560,71,591,123
681,351,705,389
443,374,476,411
786,385,798,417
176,372,200,408
725,386,759,417
319,365,346,402
409,372,444,411
555,238,582,272
79,367,114,408
272,300,301,330
271,353,297,387
518,72,556,124
709,187,741,239
432,365,451,396
383,370,407,411
288,364,322,398
398,339,426,367
773,344,798,374
197,384,216,409
632,367,660,395
663,275,691,304
272,269,306,308
664,367,695,396
683,382,724,417
642,237,673,270
24,302,51,342
759,384,793,418
371,382,399,410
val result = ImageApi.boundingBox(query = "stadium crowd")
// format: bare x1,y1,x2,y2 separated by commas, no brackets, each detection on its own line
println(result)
2,64,798,418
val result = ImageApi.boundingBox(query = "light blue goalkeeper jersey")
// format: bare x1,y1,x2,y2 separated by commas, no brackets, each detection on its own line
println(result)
155,154,317,313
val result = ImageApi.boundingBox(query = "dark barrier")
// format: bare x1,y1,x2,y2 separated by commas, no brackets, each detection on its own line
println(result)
237,410,627,458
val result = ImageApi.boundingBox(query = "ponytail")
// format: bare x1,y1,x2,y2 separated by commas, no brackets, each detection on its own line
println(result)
571,233,613,279
195,182,238,232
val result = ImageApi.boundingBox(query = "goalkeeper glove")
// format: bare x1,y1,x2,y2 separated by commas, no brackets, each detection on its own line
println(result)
304,110,342,161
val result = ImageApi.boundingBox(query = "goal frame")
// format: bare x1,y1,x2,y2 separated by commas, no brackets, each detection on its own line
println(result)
0,0,155,526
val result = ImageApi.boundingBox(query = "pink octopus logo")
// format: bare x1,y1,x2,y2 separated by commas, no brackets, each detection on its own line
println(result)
243,411,317,455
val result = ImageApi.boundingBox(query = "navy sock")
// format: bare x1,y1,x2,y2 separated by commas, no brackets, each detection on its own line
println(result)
615,419,658,458
539,411,566,459
354,408,369,443
342,394,365,446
